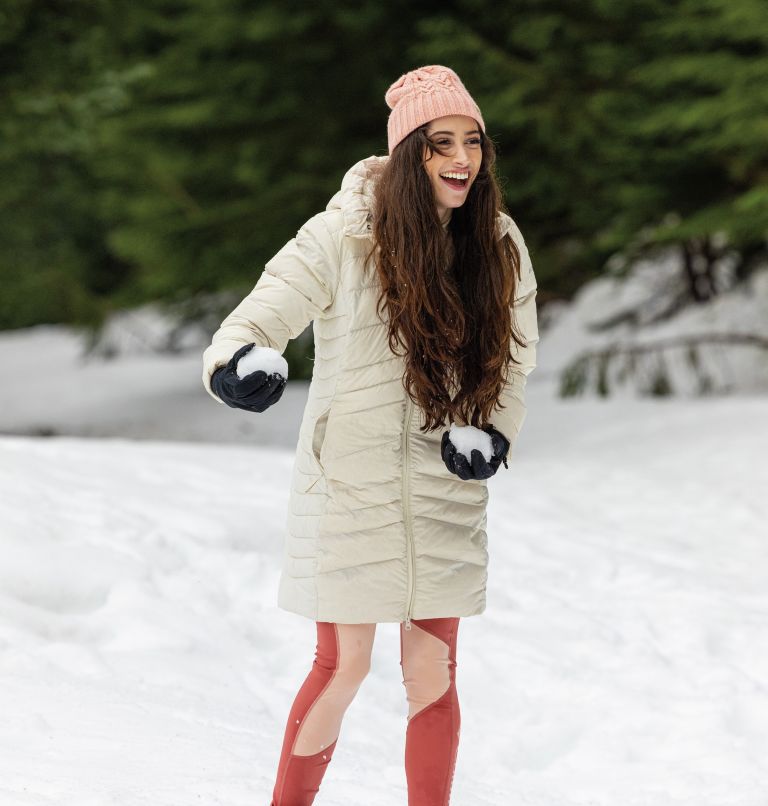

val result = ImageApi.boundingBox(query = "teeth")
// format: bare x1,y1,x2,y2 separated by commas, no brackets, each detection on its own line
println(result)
440,172,469,180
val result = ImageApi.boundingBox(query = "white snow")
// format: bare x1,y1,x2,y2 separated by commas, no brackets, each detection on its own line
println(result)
236,345,289,380
448,423,493,462
1,383,767,805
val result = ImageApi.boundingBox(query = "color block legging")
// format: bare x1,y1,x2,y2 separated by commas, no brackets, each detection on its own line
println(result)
270,618,460,806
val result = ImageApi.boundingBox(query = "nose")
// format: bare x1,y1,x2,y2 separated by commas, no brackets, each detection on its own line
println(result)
453,142,470,167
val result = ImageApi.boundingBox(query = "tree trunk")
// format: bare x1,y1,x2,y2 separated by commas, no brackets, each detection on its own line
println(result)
682,237,718,302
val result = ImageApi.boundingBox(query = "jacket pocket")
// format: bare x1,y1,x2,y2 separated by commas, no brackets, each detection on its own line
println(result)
311,407,331,472
295,408,330,494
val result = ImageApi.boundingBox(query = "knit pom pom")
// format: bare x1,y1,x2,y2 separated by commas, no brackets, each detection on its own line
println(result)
385,65,456,108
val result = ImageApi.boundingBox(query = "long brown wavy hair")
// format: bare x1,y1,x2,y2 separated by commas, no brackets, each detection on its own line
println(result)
364,125,528,433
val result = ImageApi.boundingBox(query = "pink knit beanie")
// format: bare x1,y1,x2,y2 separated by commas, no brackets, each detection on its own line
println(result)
385,65,486,154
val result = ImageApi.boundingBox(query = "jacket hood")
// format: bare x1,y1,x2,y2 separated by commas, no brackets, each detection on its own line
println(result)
326,154,515,240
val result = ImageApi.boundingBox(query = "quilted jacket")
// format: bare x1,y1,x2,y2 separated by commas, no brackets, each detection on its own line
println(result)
202,154,539,626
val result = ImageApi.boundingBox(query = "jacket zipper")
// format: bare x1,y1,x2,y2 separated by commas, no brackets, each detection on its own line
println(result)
403,394,416,630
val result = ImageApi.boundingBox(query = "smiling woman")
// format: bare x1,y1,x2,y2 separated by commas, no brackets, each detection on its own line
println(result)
201,63,539,806
365,75,531,437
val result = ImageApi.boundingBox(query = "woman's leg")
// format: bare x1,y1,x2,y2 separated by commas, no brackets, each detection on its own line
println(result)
400,617,461,806
271,621,376,806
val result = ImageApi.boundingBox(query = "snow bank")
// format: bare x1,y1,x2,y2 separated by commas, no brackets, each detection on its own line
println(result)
0,324,306,445
2,256,767,446
541,258,768,397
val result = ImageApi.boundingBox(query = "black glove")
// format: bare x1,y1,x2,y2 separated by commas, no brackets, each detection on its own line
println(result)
440,424,510,480
210,343,287,413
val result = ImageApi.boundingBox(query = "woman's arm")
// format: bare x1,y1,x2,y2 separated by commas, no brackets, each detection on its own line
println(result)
201,212,342,403
489,219,540,458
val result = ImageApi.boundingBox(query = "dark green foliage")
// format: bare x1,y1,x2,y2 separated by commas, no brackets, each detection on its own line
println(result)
590,0,768,285
596,352,611,397
559,355,590,397
1,0,766,383
649,360,672,397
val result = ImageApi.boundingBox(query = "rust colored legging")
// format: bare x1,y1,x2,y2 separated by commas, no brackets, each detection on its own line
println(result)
270,618,460,806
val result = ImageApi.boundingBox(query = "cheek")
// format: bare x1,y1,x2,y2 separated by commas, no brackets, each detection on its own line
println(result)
426,167,442,190
422,161,438,186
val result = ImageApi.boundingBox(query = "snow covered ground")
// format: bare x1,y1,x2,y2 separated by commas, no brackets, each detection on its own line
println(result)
1,382,767,805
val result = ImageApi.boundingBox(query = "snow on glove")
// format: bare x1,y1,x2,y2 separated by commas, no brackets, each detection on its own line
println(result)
440,423,511,480
210,343,288,413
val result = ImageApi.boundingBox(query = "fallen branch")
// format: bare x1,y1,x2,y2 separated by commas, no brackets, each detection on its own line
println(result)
560,331,768,398
576,332,768,359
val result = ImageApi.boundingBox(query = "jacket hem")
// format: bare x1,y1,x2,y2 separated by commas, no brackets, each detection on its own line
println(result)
276,601,486,624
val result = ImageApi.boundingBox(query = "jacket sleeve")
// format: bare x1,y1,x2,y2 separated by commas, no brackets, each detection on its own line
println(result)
489,218,539,457
201,212,341,402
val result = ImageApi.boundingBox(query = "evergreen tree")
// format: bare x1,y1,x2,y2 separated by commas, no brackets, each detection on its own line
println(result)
0,0,134,328
1,0,766,348
590,0,768,295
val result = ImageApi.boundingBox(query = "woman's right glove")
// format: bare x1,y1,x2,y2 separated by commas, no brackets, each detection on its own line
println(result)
210,343,288,413
440,423,511,480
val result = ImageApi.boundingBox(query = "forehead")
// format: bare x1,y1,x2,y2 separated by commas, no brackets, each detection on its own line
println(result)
425,114,480,134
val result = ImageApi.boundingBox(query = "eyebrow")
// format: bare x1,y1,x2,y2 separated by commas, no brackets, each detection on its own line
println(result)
427,129,481,136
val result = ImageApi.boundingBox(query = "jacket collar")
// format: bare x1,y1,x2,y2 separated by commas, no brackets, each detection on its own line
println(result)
326,154,515,241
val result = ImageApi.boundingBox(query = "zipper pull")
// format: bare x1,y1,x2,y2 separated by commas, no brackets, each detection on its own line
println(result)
405,616,412,631
502,455,508,469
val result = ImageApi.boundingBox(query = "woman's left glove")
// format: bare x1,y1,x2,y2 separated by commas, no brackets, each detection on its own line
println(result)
440,423,511,480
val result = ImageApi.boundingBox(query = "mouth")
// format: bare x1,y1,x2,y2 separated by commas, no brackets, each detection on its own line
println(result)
439,171,470,191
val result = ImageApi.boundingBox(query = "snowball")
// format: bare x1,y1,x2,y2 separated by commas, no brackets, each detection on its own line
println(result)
449,423,493,463
236,346,289,380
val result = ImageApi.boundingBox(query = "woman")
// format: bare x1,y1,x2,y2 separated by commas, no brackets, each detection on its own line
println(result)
201,65,538,806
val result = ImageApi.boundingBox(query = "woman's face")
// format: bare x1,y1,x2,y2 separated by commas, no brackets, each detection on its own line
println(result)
422,114,483,224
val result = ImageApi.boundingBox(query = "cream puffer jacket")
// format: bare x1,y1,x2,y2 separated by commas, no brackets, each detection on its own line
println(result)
202,155,539,626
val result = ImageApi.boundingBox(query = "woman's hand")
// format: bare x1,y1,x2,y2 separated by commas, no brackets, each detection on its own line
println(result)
211,343,287,413
440,424,510,480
